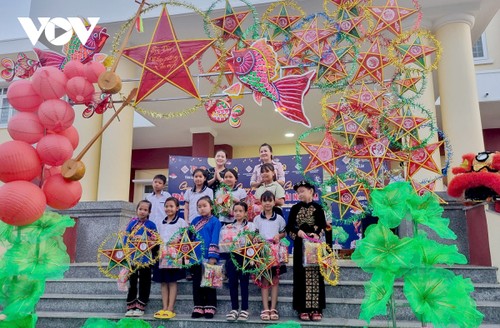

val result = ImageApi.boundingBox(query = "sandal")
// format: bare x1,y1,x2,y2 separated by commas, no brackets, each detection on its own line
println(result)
226,310,239,321
260,309,270,321
154,310,170,319
299,312,310,321
238,310,249,321
311,312,323,321
270,309,279,321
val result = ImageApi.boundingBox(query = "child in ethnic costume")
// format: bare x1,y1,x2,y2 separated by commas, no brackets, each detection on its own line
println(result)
190,196,221,319
286,181,327,321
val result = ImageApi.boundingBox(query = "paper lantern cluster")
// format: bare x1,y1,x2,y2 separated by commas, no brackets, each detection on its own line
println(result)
0,60,101,226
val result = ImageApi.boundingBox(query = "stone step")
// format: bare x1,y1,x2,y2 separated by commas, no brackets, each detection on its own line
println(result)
65,262,500,284
36,294,500,324
40,312,500,328
45,278,500,302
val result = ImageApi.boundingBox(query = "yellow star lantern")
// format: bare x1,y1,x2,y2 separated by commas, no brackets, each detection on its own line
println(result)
169,227,204,267
318,243,340,286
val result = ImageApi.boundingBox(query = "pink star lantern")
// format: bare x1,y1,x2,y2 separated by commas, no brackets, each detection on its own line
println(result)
123,5,215,103
352,39,391,84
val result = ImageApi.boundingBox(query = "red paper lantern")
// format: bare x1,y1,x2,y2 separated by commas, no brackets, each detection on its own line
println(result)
42,174,82,209
6,80,43,112
84,61,106,83
66,76,94,104
31,66,68,100
63,60,85,79
50,125,79,149
36,134,73,166
38,99,75,132
0,181,46,226
7,112,45,144
0,140,42,183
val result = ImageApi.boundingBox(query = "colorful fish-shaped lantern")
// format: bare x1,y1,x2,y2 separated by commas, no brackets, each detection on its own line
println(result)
226,39,316,127
0,52,40,81
34,21,109,69
204,96,245,128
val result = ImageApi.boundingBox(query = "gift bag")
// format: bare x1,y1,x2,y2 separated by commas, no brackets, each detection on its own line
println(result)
219,224,239,253
269,242,289,266
117,268,129,292
302,239,320,266
158,244,182,269
200,262,224,289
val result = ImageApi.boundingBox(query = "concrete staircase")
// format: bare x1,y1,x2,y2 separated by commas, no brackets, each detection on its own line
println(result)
36,261,500,328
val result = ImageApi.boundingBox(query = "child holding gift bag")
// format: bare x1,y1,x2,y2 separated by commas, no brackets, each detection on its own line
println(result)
253,191,286,321
153,197,187,320
286,181,327,321
221,202,255,321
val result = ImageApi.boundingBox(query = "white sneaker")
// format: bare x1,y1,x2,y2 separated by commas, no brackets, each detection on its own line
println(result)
133,309,145,316
125,309,135,317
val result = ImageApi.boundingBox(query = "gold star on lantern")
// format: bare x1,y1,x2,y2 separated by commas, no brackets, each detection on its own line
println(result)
290,17,336,57
266,5,303,38
345,82,385,116
410,179,446,204
100,232,133,272
405,140,443,177
232,233,268,272
211,0,250,40
395,36,436,69
352,39,391,84
352,137,403,176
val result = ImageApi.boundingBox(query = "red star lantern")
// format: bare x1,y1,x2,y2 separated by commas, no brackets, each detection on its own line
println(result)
367,0,418,36
266,5,303,38
352,136,403,176
406,140,443,177
101,232,133,272
337,8,364,39
323,177,365,218
290,17,336,58
395,36,436,69
410,179,446,203
345,82,385,116
169,228,203,265
352,39,391,84
331,112,372,147
310,43,351,81
129,228,161,266
123,5,215,103
394,72,422,95
385,113,429,141
300,133,346,176
211,0,250,40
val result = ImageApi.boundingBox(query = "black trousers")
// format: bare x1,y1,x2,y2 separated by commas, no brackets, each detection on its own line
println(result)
224,254,249,311
191,264,217,308
126,266,152,306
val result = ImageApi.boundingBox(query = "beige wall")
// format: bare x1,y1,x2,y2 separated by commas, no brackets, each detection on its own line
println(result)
233,143,305,159
132,168,168,204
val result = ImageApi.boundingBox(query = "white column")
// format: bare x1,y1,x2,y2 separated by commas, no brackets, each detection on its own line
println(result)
435,14,485,181
97,61,137,201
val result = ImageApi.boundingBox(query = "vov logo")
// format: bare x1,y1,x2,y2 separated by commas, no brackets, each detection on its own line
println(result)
18,17,100,46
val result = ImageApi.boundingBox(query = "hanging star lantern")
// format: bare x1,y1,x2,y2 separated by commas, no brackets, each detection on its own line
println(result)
231,231,270,274
406,140,444,177
352,39,391,84
410,179,446,203
211,0,250,40
290,16,337,58
266,4,303,39
395,36,436,69
354,166,386,190
346,82,385,116
310,43,351,81
323,177,365,218
367,0,418,36
337,7,364,39
300,133,345,176
253,257,276,286
394,71,422,95
385,112,429,141
352,137,403,176
169,227,204,266
331,112,372,147
208,41,238,85
122,5,215,103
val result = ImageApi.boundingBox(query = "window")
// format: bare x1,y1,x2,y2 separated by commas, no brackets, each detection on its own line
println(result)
0,87,17,127
473,34,489,63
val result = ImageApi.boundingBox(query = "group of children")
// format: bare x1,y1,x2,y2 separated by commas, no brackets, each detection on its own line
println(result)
124,163,327,322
